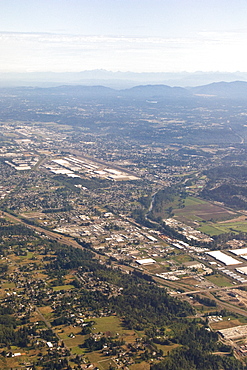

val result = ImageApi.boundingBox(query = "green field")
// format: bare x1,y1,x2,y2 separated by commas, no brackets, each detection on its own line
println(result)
184,197,207,206
63,334,86,349
200,220,247,236
86,352,115,370
52,284,74,291
18,251,34,260
173,196,247,236
92,316,125,336
155,343,181,356
175,197,234,222
172,254,193,264
214,221,247,234
199,224,224,235
206,274,233,287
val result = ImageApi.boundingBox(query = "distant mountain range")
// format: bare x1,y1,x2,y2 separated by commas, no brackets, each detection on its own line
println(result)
1,70,247,88
2,81,247,100
190,81,247,99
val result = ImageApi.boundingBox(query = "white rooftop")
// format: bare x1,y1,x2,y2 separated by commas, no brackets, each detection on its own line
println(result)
136,258,156,265
236,266,247,275
207,251,242,265
230,247,247,256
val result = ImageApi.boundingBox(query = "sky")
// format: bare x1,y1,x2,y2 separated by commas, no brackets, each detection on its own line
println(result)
1,0,247,73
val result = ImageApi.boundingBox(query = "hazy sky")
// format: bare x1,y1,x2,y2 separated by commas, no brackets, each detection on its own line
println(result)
1,0,247,73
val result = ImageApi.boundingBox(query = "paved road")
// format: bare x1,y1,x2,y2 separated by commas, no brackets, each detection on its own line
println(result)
174,283,247,296
2,211,87,250
205,290,247,318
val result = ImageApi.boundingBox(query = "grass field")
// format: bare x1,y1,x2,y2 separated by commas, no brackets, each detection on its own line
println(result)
172,254,193,264
214,221,247,233
200,220,247,236
2,282,15,289
38,306,53,321
56,325,82,338
92,316,138,345
54,316,139,366
87,352,115,370
210,318,245,330
130,362,150,370
0,356,27,370
52,284,74,291
199,224,224,235
70,346,85,355
155,343,181,355
180,277,202,287
55,325,87,353
206,274,233,287
92,316,125,336
34,271,47,279
143,264,169,274
63,334,86,349
184,197,207,206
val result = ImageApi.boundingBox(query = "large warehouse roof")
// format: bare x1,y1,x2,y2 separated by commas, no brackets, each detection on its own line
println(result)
230,247,247,256
207,251,241,265
136,258,156,265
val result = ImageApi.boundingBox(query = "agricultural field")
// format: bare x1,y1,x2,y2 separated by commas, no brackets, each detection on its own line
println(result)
213,219,247,234
173,196,247,235
175,196,236,223
199,224,224,236
183,197,208,207
210,317,247,331
200,218,247,236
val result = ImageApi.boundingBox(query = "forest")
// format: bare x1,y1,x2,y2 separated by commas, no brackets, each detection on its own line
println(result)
201,166,247,209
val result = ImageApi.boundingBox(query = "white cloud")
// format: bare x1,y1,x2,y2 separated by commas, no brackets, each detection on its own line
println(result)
0,31,247,72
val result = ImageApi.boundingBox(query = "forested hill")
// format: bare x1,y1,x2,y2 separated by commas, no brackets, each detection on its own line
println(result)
2,80,247,100
201,166,247,210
